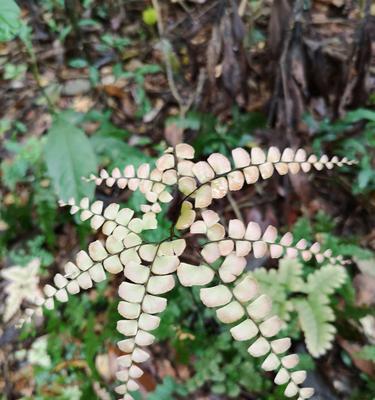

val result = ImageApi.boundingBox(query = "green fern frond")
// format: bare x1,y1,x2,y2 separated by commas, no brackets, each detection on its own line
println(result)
253,258,304,292
252,268,292,321
253,258,304,321
254,261,347,358
294,295,336,357
295,265,346,357
306,264,347,296
277,258,305,291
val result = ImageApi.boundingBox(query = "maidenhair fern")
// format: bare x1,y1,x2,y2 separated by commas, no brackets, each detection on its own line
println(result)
13,144,355,399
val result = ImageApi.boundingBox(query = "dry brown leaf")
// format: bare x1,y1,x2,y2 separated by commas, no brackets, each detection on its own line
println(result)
338,338,375,378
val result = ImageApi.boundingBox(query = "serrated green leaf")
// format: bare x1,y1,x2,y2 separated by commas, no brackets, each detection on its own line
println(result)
294,295,336,357
0,0,21,42
306,264,347,296
294,265,346,357
252,268,292,320
277,258,304,291
44,113,97,201
252,258,304,320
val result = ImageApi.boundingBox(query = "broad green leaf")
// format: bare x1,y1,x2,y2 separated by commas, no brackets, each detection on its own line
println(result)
0,0,21,42
44,113,97,201
344,108,375,123
358,168,373,189
69,58,88,69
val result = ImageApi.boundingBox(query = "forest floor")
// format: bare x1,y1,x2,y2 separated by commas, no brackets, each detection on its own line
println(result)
0,0,375,399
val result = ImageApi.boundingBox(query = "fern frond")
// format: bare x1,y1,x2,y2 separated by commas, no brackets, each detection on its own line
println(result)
253,261,346,358
305,264,347,296
294,295,336,358
28,200,157,325
293,265,346,357
275,258,305,291
188,211,347,357
84,153,180,214
198,266,313,399
176,147,355,210
115,240,186,398
182,210,315,399
253,258,305,320
190,215,346,267
22,143,356,399
58,197,157,232
40,223,146,311
39,203,186,399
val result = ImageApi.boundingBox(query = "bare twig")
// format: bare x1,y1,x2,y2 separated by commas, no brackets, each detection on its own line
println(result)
24,43,56,113
151,0,206,123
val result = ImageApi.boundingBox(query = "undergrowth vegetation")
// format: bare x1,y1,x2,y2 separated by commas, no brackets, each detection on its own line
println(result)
1,0,374,399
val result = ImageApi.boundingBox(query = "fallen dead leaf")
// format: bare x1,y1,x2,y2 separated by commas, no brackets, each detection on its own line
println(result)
338,338,375,378
164,121,183,146
72,96,94,113
354,274,375,306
